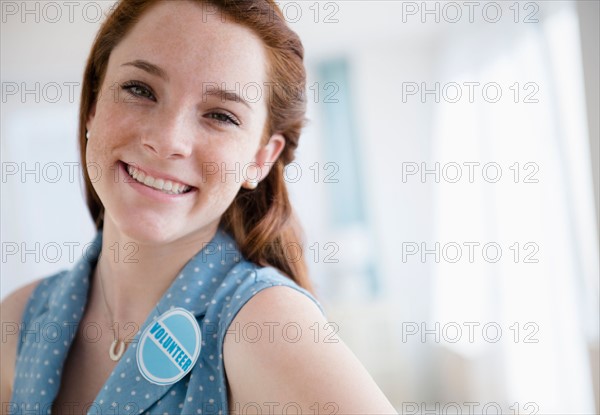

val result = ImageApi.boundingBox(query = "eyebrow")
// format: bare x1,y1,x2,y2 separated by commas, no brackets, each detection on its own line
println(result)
203,88,252,110
121,60,169,81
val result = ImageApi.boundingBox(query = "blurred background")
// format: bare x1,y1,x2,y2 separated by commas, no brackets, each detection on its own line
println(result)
2,1,599,413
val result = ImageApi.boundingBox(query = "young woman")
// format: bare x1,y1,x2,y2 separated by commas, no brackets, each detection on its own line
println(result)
1,1,397,413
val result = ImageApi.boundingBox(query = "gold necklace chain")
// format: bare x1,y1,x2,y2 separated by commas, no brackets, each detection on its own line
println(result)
97,264,127,361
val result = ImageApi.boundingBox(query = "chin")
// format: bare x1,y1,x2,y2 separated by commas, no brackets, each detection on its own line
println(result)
109,210,184,246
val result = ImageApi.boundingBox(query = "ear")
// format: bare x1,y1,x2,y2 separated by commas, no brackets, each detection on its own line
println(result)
244,133,286,187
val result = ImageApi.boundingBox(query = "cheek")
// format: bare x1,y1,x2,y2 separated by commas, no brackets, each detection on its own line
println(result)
86,100,135,162
198,148,253,193
85,139,116,196
85,136,106,172
85,132,116,181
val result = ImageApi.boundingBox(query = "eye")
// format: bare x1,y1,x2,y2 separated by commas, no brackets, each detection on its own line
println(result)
206,111,241,127
121,81,156,101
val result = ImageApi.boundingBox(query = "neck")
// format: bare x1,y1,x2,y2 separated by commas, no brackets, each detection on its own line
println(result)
92,215,220,326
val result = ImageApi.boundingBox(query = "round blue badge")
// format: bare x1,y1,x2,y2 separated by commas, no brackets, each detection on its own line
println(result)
137,307,202,385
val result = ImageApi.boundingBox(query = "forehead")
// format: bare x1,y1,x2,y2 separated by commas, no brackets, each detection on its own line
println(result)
108,0,268,87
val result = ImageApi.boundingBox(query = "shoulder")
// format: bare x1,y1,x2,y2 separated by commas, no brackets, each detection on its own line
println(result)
214,262,327,328
222,272,398,414
0,278,43,399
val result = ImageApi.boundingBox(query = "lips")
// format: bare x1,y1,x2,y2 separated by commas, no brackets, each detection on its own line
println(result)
122,162,193,195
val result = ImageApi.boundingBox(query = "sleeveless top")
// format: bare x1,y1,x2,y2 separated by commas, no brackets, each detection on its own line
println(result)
9,226,326,414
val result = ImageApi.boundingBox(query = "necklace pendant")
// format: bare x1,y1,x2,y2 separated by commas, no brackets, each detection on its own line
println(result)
109,339,126,361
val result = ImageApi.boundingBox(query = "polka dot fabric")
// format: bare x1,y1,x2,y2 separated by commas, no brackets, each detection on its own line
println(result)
10,226,326,414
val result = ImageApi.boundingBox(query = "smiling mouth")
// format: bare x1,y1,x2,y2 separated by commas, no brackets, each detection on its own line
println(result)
123,162,193,195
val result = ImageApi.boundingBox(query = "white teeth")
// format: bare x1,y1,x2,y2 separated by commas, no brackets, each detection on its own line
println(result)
125,163,191,195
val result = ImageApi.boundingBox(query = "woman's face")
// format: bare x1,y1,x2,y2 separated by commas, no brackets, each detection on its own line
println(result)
86,0,284,244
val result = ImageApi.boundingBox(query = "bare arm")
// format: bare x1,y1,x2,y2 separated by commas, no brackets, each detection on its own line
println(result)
0,280,41,406
223,286,398,414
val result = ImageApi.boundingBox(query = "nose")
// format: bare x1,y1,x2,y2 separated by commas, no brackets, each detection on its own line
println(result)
141,108,193,159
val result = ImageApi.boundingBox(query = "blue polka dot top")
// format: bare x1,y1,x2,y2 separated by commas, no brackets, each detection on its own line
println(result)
10,226,326,414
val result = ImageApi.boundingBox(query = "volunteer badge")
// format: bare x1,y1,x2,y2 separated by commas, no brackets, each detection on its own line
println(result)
137,307,202,385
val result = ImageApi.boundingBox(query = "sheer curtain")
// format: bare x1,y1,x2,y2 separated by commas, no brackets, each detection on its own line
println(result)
431,3,599,413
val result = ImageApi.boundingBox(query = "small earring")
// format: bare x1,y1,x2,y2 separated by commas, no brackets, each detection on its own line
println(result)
86,130,90,140
244,180,258,190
